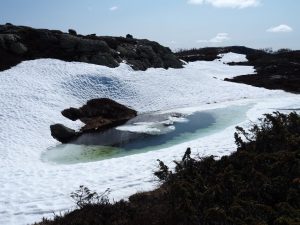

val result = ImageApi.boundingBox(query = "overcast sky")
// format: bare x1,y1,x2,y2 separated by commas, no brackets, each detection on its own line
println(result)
1,0,299,50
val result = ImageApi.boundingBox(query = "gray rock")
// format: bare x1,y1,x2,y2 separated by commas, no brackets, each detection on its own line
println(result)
74,98,137,121
0,35,5,49
2,34,20,43
137,45,156,60
62,107,82,121
90,53,118,67
50,124,78,143
79,55,89,63
36,30,58,42
152,57,164,68
163,53,183,69
0,24,183,71
10,42,28,55
117,45,138,58
51,98,138,143
0,34,20,49
127,59,148,71
77,39,110,53
60,34,79,50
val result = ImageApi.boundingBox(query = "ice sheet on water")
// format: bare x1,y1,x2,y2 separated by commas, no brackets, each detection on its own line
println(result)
116,114,187,135
116,122,173,135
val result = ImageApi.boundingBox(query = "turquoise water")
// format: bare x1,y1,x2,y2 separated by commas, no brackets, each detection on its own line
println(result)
42,104,252,164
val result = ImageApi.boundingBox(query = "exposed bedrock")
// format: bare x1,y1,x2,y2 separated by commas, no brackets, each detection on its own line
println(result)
0,23,183,71
176,46,300,93
50,98,137,143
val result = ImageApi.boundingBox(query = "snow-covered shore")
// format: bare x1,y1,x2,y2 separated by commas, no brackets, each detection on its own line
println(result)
0,53,299,225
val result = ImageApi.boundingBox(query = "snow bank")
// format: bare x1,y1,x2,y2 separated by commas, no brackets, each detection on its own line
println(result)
217,52,248,63
0,53,298,225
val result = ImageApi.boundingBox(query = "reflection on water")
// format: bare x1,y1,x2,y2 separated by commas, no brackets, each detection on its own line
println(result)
42,104,252,164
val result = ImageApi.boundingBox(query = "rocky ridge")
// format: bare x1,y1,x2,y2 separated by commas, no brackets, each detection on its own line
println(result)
176,46,300,93
0,23,183,71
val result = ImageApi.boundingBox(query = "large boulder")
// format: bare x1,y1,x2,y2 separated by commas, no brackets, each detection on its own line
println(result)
79,98,137,119
50,124,78,143
61,107,82,121
51,98,137,143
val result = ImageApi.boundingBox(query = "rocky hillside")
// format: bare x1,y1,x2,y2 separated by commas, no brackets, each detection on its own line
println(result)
0,23,183,71
176,46,300,93
176,46,261,62
226,50,300,93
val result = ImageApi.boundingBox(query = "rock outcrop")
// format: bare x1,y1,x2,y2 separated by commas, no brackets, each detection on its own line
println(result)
50,124,78,143
176,46,300,93
225,50,300,93
0,23,183,71
175,46,261,62
50,98,137,143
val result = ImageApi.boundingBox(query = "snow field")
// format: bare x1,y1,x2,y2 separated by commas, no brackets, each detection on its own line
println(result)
0,53,298,225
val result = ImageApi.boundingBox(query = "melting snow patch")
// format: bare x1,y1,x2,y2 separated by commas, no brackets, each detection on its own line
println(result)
217,52,248,63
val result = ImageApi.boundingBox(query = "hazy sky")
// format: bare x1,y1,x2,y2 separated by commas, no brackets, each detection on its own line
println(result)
0,0,299,50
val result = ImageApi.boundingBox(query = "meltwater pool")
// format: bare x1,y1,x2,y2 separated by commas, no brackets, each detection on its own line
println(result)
42,104,252,164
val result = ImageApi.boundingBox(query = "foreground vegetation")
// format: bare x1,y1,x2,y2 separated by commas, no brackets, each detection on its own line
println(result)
36,112,300,225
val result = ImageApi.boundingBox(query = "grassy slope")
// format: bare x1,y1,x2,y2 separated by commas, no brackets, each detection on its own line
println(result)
36,112,300,225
